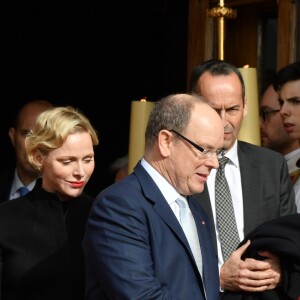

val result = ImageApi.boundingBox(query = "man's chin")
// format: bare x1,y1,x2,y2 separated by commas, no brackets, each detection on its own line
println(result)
27,169,40,176
223,140,234,151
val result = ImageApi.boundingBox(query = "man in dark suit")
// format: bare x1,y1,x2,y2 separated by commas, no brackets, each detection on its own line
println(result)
0,100,53,201
273,61,300,211
83,94,224,299
189,60,296,295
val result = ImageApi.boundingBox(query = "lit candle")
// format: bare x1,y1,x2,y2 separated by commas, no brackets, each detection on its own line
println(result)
220,0,224,7
128,99,155,173
238,66,261,146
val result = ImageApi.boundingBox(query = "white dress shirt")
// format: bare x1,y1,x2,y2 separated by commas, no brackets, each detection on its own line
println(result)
141,158,182,221
285,148,300,213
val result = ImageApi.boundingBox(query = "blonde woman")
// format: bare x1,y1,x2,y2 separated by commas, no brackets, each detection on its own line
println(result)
0,106,99,300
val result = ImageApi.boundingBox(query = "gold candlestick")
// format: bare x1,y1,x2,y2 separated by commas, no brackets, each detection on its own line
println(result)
207,1,237,60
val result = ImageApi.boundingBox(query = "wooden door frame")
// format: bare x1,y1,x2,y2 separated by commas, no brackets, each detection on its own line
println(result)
187,0,299,88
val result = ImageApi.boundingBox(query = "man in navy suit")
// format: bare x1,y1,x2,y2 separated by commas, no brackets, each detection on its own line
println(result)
189,60,296,295
83,94,224,299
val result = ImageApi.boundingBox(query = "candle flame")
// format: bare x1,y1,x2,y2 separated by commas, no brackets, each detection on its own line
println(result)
140,97,147,102
243,64,250,68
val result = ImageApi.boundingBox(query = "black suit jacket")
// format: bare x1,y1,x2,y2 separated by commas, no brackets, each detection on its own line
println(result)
0,179,94,300
223,214,300,300
0,163,15,202
194,141,296,252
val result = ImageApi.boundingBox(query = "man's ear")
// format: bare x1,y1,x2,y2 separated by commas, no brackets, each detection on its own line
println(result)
158,130,172,158
8,127,16,147
243,97,248,117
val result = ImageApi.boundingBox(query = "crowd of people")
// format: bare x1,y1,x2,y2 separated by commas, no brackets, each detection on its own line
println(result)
0,60,299,300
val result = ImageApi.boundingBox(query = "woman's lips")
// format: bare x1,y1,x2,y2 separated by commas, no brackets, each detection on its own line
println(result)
70,181,84,188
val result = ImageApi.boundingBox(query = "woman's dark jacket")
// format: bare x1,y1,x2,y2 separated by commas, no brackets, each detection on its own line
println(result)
0,178,94,300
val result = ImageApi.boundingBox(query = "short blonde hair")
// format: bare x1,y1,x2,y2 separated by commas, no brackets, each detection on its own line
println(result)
25,106,99,170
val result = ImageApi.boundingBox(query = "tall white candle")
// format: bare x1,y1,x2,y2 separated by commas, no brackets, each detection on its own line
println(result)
128,99,155,173
238,66,261,146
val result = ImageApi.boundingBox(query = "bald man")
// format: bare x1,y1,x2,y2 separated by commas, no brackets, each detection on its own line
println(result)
84,94,223,300
0,100,53,201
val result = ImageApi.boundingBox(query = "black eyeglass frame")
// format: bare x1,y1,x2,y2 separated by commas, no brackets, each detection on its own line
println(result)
169,129,226,158
259,109,280,122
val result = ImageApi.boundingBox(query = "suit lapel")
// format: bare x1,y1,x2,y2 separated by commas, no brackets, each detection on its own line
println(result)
133,162,192,251
189,197,210,254
153,194,188,243
193,186,217,253
134,163,207,297
189,196,214,296
153,198,207,299
238,142,262,235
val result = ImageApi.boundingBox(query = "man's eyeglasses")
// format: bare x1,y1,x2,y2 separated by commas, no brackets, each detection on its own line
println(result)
260,109,280,122
169,130,226,159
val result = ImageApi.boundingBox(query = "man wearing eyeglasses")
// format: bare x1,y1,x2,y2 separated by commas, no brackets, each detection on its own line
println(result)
83,94,223,300
260,84,299,156
189,60,296,298
260,84,300,209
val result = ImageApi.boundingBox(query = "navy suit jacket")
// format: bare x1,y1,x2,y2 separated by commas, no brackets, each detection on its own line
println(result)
194,141,296,252
83,162,219,300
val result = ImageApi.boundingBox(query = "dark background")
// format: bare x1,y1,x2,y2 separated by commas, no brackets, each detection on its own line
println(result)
1,0,189,196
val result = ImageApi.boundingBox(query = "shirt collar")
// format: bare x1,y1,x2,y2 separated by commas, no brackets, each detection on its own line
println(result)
11,169,37,195
141,158,180,205
285,148,300,161
224,139,239,168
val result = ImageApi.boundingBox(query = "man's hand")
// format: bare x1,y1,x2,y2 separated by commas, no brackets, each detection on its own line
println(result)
257,250,281,290
220,240,281,292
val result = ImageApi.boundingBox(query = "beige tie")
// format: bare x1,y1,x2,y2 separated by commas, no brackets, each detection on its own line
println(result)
176,196,203,276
